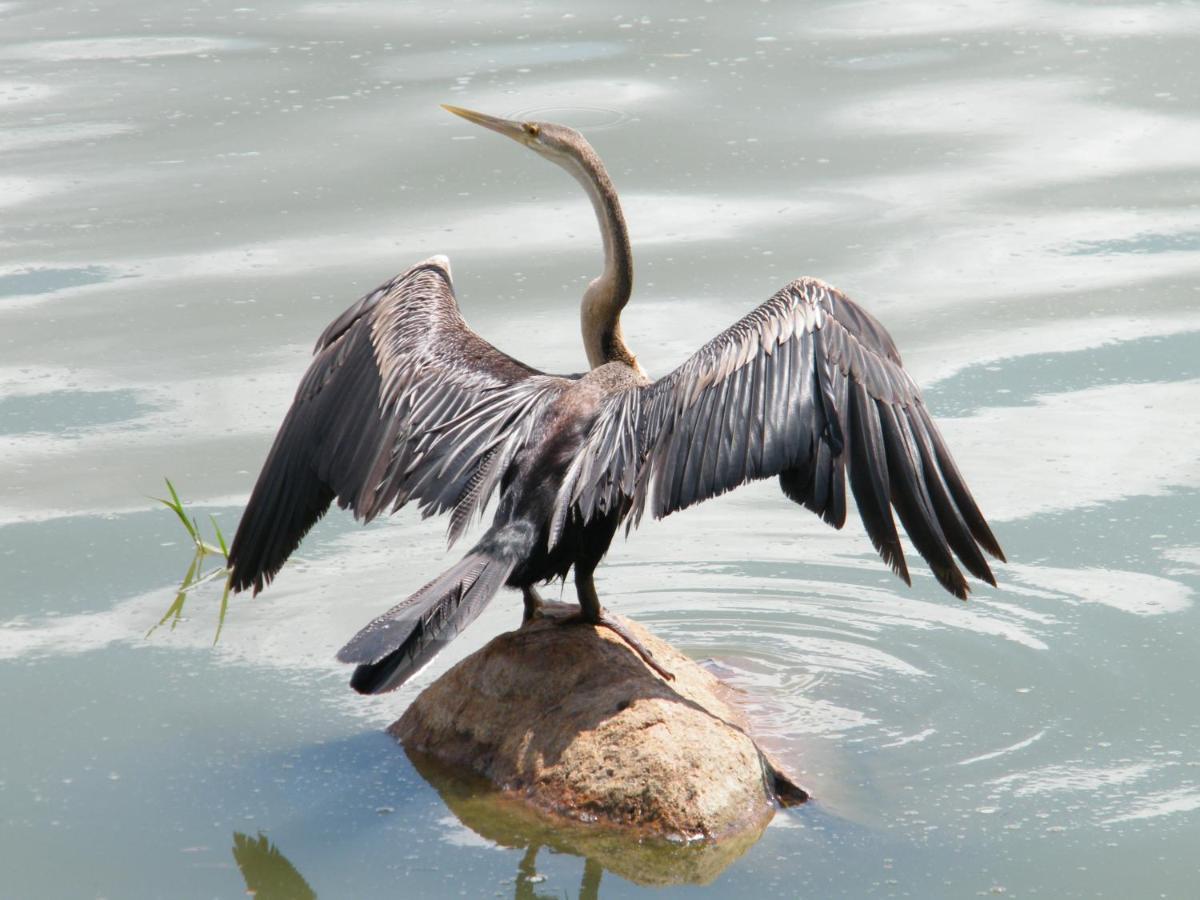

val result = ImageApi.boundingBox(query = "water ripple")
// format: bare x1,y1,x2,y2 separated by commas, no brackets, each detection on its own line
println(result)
1008,564,1193,617
804,0,1200,38
1104,788,1200,824
0,80,55,106
377,41,624,82
990,760,1158,798
0,35,258,61
0,123,136,154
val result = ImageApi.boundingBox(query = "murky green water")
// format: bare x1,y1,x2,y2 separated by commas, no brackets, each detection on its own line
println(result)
3,1,1199,897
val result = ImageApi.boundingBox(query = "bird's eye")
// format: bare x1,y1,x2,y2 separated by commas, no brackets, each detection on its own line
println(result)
524,123,541,137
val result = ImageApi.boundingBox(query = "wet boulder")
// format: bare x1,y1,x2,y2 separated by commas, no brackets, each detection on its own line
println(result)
391,604,805,843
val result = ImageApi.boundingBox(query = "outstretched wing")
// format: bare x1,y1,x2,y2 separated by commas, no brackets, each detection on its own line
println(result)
229,257,568,593
556,277,1004,598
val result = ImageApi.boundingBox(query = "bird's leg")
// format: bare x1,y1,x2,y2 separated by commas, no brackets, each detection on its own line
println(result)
515,845,541,900
574,570,674,681
580,857,603,900
521,585,545,623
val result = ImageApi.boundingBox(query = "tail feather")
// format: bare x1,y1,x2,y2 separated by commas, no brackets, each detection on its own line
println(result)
337,551,516,695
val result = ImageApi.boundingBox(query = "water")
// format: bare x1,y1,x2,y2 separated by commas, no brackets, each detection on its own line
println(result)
3,1,1199,896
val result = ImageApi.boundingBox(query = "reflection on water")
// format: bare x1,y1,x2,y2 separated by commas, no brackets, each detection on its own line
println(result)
409,750,768,890
232,832,316,900
521,853,602,900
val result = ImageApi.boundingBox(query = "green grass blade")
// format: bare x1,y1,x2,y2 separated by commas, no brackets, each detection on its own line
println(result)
214,575,232,645
146,593,187,638
210,515,230,558
155,495,198,541
152,480,237,640
187,566,225,589
157,478,199,541
148,553,199,637
165,477,183,510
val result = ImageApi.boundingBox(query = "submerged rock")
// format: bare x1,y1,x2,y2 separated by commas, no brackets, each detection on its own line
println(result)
391,604,805,845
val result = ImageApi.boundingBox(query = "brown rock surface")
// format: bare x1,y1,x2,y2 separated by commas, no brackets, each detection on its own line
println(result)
407,751,772,887
391,604,805,843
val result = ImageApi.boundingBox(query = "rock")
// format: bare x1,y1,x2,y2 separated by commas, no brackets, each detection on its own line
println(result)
391,604,806,845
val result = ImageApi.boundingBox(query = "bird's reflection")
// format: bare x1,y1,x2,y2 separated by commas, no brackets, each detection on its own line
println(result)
516,846,603,900
227,746,769,900
231,832,316,900
228,825,603,900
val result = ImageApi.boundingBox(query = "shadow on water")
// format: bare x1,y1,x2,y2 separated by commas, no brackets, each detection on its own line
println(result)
405,749,769,892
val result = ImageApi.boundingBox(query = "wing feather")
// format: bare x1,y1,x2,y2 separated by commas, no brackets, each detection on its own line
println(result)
555,277,1002,598
229,257,567,593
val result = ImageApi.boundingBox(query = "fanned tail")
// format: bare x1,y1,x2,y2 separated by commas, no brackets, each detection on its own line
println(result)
336,522,534,694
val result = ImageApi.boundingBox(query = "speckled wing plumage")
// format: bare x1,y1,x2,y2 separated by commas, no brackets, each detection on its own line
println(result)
556,277,1004,598
228,257,568,594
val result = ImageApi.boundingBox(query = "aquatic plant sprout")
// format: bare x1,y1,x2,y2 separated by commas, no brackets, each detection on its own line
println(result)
148,478,233,644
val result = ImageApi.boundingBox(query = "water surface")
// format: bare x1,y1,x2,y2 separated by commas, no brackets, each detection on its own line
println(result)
3,1,1199,897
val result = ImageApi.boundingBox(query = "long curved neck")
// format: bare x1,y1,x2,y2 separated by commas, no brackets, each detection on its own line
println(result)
560,146,642,374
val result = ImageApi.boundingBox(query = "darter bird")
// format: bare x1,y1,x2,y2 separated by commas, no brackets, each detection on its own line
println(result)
227,105,1005,694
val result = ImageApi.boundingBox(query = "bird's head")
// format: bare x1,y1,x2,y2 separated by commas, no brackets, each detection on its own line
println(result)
441,104,593,169
441,103,635,370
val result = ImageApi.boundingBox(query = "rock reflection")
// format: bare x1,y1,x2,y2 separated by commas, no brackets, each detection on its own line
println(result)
231,832,316,900
408,750,769,891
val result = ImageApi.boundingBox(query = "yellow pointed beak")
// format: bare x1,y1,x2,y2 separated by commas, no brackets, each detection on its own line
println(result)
441,104,528,140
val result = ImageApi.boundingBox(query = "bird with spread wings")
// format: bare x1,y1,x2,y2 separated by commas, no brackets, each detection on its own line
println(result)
228,106,1005,695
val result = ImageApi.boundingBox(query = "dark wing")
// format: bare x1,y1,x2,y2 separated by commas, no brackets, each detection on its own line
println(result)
555,277,1004,598
229,256,567,593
